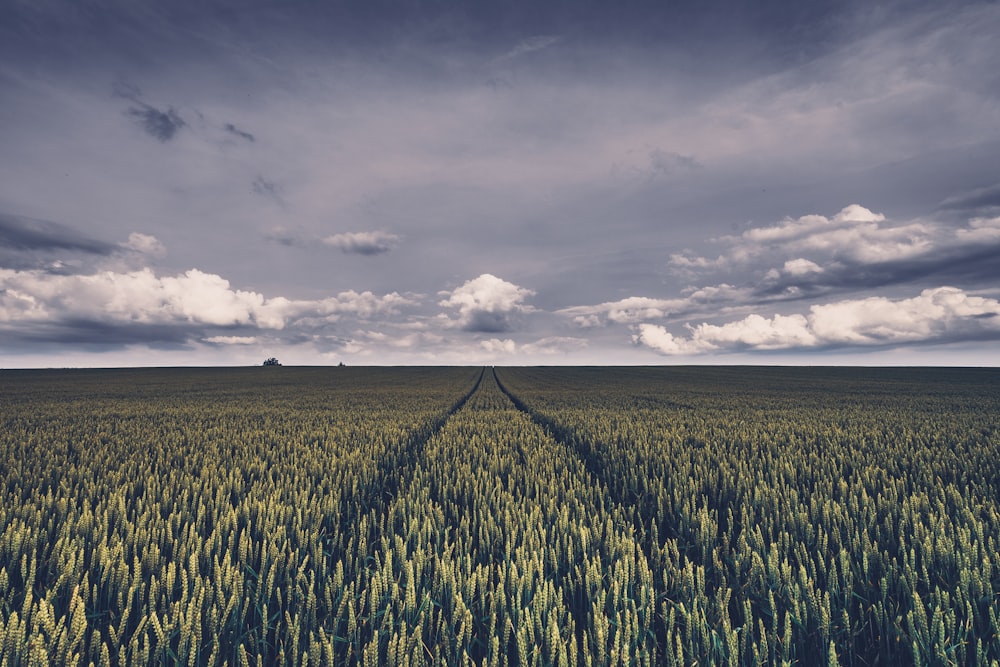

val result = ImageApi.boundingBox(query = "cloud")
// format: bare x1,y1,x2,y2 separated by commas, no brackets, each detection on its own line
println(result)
0,213,115,255
524,336,588,354
125,104,185,142
560,296,687,325
633,324,706,356
686,313,818,352
956,216,1000,244
781,258,824,276
0,214,165,276
224,123,255,142
120,232,166,257
203,335,258,345
570,314,602,328
671,205,1000,300
0,213,174,284
358,329,444,349
0,267,283,329
480,338,518,354
731,204,930,264
668,253,728,272
438,273,535,332
807,287,1000,345
291,289,415,324
2,2,998,366
0,265,415,346
635,287,1000,355
939,182,1000,217
559,285,751,327
265,226,302,247
252,176,283,203
322,231,400,255
480,335,588,357
495,35,561,62
559,203,1000,361
648,149,702,175
267,227,400,254
114,81,185,142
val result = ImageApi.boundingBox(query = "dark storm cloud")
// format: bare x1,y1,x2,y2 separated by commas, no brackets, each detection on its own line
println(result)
252,176,281,200
112,80,185,142
225,123,255,142
126,104,185,142
264,228,302,247
464,311,513,333
938,182,1000,216
263,228,400,254
20,319,196,347
111,80,142,101
0,214,119,274
323,231,400,256
752,244,1000,303
0,213,115,255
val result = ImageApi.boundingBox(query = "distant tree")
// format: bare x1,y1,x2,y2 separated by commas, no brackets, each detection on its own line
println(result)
262,357,281,366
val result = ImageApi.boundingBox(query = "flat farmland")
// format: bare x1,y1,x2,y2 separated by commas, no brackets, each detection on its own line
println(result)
1,366,998,666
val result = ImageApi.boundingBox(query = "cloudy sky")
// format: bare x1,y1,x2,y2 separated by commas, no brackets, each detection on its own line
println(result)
2,0,999,367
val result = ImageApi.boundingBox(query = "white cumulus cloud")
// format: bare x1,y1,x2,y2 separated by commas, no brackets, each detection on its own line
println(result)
0,266,415,344
635,287,1000,355
782,258,825,276
560,296,687,326
956,216,1000,243
438,274,535,332
673,204,942,271
633,324,705,355
120,232,166,257
807,287,1000,345
559,286,749,327
203,335,258,345
687,313,817,350
739,204,931,264
0,267,282,327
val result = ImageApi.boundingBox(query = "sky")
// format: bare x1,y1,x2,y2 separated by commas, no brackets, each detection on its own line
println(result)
1,0,999,367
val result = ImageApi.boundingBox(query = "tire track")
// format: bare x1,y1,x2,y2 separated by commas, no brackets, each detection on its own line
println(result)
374,366,485,502
492,367,658,528
492,366,670,659
415,367,661,662
343,367,485,527
492,367,618,508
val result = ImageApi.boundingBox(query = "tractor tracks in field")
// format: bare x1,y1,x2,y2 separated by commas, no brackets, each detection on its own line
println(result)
358,365,643,537
352,367,485,519
492,368,661,553
360,366,645,536
492,367,669,656
492,368,621,509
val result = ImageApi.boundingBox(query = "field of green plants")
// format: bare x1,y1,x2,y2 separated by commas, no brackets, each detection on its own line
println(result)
1,366,998,666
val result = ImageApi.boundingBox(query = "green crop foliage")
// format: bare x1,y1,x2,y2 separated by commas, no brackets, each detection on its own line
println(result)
1,365,997,666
